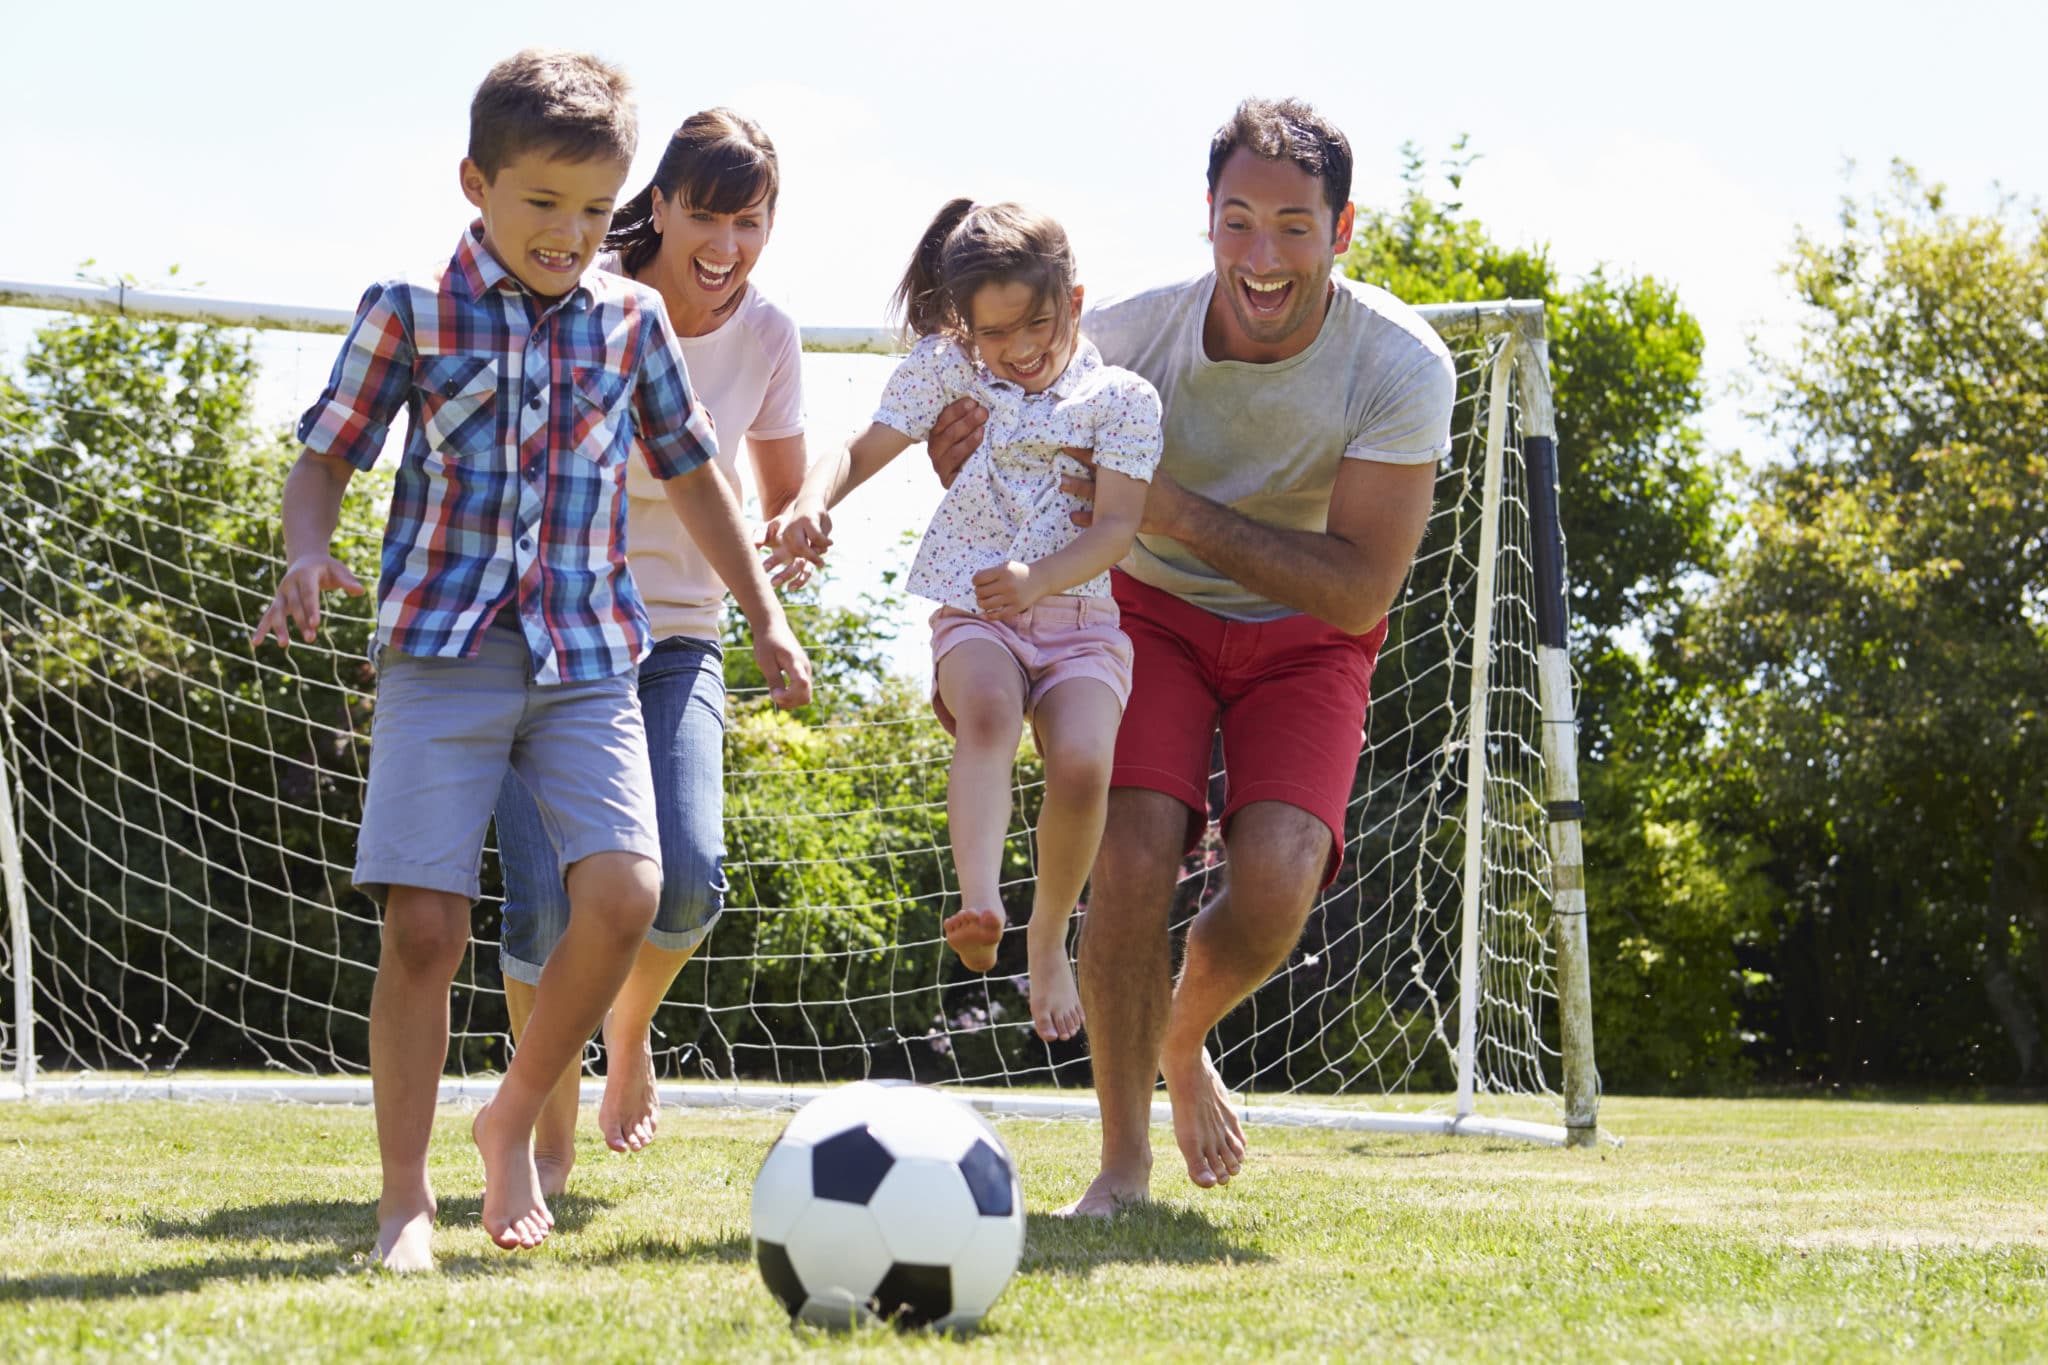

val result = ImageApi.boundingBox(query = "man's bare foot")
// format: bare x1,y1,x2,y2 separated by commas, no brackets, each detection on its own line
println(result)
471,1100,553,1250
1026,935,1084,1041
374,1197,437,1273
1053,1164,1150,1218
942,907,1005,972
599,1014,660,1154
1160,1043,1246,1189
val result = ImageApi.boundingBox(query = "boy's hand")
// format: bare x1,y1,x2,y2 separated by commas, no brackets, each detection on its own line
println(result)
250,553,364,649
972,560,1045,620
776,505,833,568
752,617,814,710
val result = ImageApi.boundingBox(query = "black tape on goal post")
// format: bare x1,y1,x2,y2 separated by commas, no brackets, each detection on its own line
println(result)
1523,434,1568,653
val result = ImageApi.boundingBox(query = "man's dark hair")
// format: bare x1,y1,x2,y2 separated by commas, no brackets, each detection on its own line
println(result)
1207,97,1353,228
468,48,637,180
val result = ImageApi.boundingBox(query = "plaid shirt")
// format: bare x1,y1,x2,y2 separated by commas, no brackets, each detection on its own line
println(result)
297,223,717,684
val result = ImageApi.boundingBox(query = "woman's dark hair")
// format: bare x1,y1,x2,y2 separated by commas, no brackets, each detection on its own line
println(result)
606,108,780,277
1206,96,1353,229
890,199,1078,346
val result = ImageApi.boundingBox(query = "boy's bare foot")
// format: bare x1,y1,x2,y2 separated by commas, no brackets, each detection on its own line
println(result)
1025,936,1084,1041
1160,1042,1246,1189
1053,1163,1150,1218
374,1196,438,1273
599,1014,660,1154
471,1100,553,1250
942,907,1005,972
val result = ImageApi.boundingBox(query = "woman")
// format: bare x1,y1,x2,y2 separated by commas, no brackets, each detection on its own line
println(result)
494,108,809,1192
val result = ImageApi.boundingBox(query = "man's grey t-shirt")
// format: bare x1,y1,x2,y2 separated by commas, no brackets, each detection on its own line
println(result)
1084,272,1455,622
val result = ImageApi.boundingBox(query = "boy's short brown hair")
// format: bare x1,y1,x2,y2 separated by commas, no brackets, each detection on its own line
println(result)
468,49,637,180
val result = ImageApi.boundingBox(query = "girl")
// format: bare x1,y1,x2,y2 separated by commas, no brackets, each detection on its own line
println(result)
494,109,810,1187
778,200,1162,1042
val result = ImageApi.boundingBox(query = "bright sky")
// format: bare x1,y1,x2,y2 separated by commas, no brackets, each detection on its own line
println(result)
3,0,2041,631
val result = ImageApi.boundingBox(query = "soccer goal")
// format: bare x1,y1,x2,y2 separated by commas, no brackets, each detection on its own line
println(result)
0,279,1597,1146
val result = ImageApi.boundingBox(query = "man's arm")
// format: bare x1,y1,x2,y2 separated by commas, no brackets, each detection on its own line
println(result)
1079,457,1435,635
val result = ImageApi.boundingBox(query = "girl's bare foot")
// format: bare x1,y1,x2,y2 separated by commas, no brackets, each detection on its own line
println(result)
942,907,1005,972
471,1100,553,1250
1026,935,1084,1041
599,1015,661,1154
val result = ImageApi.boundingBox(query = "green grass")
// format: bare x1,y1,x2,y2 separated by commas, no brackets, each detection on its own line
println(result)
3,1095,2045,1362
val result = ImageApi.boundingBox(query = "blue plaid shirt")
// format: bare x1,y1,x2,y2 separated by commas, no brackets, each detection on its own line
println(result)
298,223,717,684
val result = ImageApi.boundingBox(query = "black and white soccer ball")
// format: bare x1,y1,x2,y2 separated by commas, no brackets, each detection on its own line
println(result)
751,1080,1025,1330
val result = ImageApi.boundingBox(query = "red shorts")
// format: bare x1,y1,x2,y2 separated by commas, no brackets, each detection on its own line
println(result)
1109,570,1386,887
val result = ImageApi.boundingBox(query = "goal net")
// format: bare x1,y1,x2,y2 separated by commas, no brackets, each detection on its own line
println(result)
0,285,1595,1141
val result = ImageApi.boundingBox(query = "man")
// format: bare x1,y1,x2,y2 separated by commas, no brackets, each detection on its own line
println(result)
931,98,1453,1214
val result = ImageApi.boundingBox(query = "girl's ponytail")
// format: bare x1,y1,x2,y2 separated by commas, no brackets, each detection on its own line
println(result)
891,197,976,339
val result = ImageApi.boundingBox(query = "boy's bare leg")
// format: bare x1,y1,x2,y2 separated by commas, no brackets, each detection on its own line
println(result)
371,886,473,1272
597,940,697,1153
1158,800,1325,1190
503,978,584,1197
936,642,1027,971
1055,789,1185,1217
1024,679,1121,1041
473,850,658,1249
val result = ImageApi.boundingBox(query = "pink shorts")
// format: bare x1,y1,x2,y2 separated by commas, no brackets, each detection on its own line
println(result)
928,595,1133,736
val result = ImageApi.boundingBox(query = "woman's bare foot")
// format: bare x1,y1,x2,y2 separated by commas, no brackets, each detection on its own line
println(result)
1053,1162,1150,1218
1026,932,1084,1041
374,1194,438,1273
1160,1042,1246,1189
532,1087,577,1199
599,1014,660,1154
533,1144,575,1200
471,1100,553,1250
942,907,1005,972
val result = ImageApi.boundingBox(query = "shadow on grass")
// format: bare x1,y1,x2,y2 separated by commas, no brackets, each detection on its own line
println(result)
144,1192,613,1247
587,1228,754,1265
1022,1204,1270,1274
1342,1142,1461,1159
0,1194,622,1301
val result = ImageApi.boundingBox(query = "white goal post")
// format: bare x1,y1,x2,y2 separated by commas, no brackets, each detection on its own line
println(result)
0,278,1597,1146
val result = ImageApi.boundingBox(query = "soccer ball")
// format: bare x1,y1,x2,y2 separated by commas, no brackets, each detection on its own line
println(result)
750,1081,1025,1330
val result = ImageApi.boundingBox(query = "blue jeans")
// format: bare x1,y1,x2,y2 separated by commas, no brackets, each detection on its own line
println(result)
496,634,729,985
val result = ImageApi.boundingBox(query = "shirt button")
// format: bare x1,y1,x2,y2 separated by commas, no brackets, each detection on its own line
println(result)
518,537,535,552
527,392,543,411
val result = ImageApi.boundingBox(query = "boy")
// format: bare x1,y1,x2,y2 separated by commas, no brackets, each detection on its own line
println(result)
250,49,810,1272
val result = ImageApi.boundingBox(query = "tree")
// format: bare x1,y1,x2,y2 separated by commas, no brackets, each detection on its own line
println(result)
1696,165,2048,1082
1336,143,1769,1089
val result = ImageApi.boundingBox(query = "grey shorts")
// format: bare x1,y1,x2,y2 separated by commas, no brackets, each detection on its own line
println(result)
353,619,661,903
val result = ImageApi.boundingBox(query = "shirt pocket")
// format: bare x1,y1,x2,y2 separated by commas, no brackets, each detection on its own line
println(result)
412,354,499,462
570,364,634,469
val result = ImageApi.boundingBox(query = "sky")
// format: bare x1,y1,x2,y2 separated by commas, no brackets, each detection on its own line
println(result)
2,0,2042,647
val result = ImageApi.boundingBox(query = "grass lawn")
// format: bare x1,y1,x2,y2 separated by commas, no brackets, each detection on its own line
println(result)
2,1093,2044,1362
